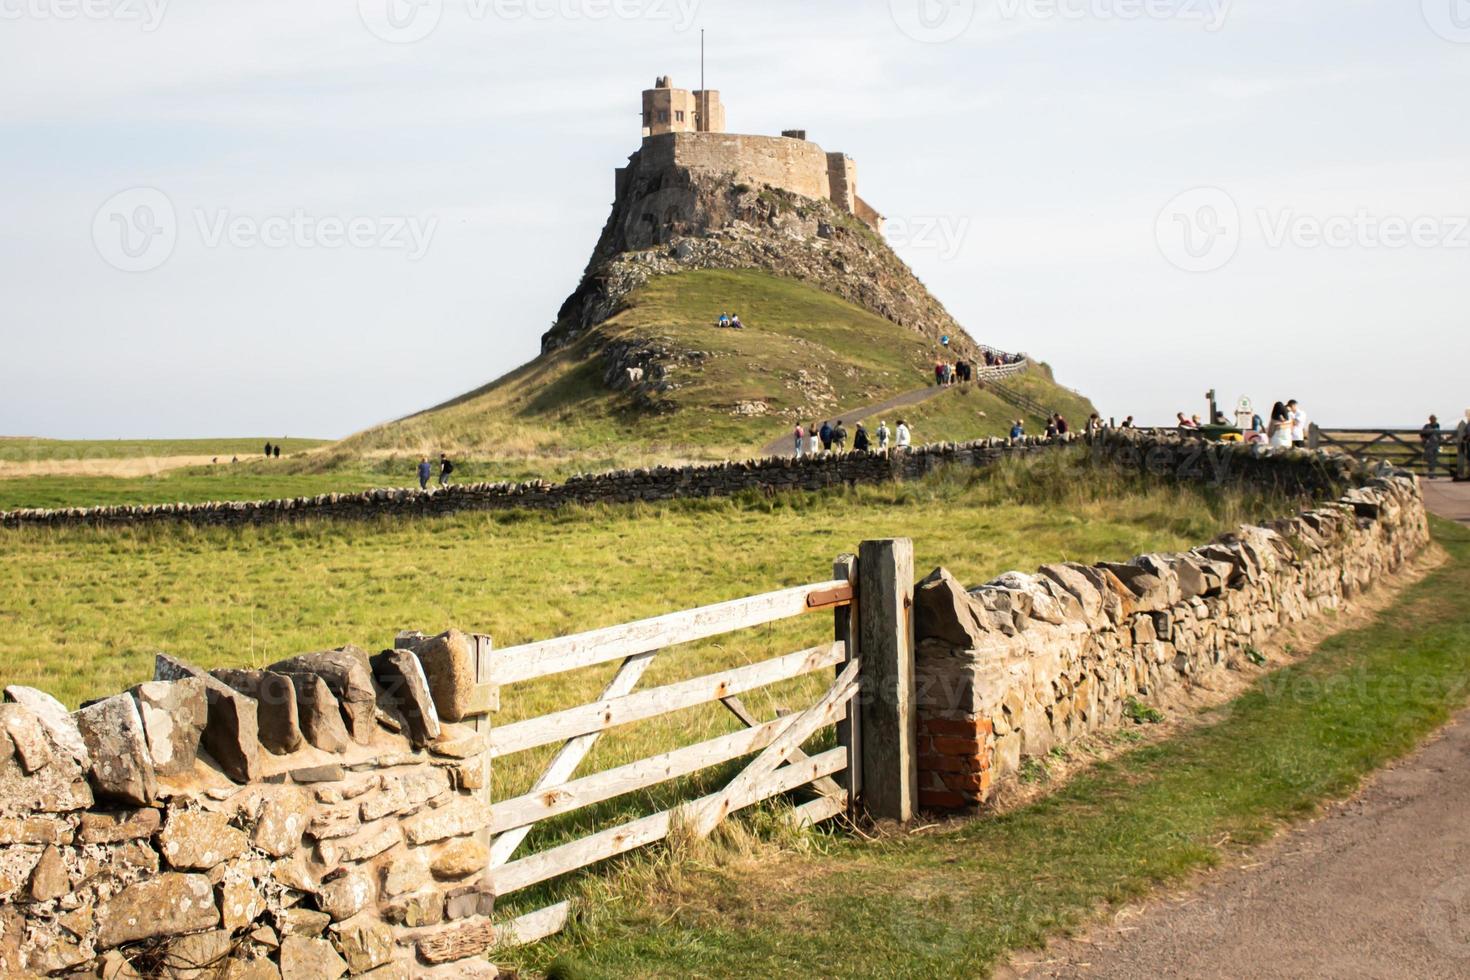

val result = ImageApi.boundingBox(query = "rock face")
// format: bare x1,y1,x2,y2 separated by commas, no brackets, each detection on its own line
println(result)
4,687,89,769
545,164,978,358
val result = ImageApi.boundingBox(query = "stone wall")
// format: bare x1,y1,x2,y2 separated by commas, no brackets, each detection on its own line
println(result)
911,432,1431,811
1,439,1068,532
0,633,500,978
642,132,836,205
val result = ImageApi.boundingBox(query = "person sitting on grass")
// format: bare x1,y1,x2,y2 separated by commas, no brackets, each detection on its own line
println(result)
730,313,744,329
718,312,731,327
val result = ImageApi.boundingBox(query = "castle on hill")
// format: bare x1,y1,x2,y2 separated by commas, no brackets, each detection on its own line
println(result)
624,76,884,234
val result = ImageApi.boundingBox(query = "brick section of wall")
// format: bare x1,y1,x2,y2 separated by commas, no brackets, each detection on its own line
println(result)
912,433,1431,813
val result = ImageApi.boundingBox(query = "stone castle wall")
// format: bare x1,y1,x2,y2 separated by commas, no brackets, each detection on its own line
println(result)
0,634,500,977
912,432,1431,811
639,132,836,206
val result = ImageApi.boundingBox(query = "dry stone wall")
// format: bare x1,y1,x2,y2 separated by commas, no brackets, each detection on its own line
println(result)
912,432,1432,811
1,439,1068,532
0,631,500,978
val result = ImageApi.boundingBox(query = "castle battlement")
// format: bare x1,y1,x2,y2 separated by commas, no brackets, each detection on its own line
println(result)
634,77,882,233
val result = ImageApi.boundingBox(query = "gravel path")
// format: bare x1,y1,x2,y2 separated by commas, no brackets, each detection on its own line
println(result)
1003,710,1470,979
758,384,955,457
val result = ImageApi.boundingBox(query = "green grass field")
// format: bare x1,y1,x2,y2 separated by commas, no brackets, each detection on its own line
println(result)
0,437,328,463
504,518,1470,979
0,454,1282,814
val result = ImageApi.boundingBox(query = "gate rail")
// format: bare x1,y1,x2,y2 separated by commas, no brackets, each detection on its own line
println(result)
472,539,917,948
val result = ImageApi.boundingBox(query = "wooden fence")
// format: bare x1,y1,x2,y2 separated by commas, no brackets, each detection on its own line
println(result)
462,539,918,948
1309,425,1464,477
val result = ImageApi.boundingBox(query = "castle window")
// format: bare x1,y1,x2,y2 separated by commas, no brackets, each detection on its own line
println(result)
658,110,669,123
675,111,685,122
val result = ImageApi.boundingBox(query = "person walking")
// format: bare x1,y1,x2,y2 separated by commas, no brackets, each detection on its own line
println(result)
264,442,273,459
273,444,281,459
877,420,890,451
438,453,454,487
1421,415,1443,477
819,421,833,453
807,423,819,457
832,420,849,452
417,457,432,490
853,422,871,452
794,424,805,458
896,419,912,448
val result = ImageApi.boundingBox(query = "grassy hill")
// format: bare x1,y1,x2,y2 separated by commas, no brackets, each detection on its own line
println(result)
342,269,1096,468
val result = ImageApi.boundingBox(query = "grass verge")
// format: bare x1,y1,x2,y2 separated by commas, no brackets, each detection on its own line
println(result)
505,517,1470,979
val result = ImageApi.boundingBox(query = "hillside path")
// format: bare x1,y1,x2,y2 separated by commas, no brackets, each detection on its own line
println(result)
1003,706,1470,979
758,384,954,457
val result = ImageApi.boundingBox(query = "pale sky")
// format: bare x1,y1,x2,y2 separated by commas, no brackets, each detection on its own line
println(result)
1,0,1466,439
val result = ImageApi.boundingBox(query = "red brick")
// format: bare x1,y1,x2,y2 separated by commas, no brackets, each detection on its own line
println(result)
919,717,986,737
918,789,970,811
940,770,992,794
931,736,986,756
918,753,978,774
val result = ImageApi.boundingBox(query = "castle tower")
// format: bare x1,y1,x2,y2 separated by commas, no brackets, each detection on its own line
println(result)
641,76,724,138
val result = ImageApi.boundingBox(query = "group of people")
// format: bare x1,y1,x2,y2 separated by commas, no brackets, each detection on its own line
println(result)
715,312,745,329
934,360,973,385
417,454,455,490
794,419,911,457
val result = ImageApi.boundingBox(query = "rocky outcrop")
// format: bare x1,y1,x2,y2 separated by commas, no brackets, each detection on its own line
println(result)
543,165,981,358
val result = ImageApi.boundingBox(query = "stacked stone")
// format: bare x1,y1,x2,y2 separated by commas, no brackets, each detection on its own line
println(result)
0,436,1068,532
0,630,502,978
912,452,1429,813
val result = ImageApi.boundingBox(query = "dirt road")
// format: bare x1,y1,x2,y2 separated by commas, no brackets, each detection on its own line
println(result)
758,385,952,457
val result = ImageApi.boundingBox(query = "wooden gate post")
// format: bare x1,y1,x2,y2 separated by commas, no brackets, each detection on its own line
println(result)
856,538,916,822
833,553,860,817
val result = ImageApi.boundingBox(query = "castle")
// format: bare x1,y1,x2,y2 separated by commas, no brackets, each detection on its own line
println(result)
625,76,884,234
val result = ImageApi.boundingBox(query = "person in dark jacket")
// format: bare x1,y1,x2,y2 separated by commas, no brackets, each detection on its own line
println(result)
273,444,281,459
264,442,273,458
439,454,454,487
853,423,871,452
819,421,833,452
1422,415,1443,477
831,421,848,451
417,458,431,490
